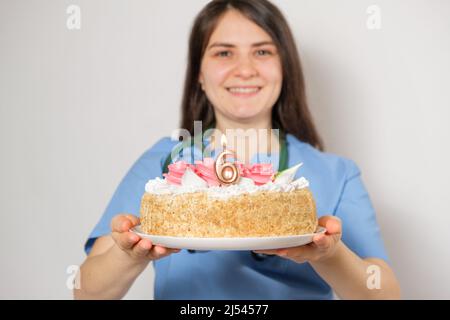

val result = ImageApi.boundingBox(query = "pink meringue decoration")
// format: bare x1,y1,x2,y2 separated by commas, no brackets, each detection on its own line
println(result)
244,163,275,185
163,159,276,187
163,161,193,186
234,161,248,177
194,158,221,187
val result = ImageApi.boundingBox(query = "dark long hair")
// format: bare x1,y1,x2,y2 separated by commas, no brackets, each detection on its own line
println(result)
180,0,324,151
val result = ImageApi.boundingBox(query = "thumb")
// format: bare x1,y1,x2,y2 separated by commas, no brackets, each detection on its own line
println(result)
318,215,341,235
124,214,140,228
111,214,139,233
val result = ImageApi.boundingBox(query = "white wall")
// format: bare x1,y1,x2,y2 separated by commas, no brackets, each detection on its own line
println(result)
0,0,449,299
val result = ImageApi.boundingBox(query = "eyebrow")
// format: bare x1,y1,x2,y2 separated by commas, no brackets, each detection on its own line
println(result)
207,41,276,50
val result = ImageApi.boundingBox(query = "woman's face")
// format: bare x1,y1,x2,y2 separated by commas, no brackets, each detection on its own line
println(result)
199,10,283,126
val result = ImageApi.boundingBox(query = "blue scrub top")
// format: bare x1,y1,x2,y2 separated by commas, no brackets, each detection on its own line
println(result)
84,134,389,300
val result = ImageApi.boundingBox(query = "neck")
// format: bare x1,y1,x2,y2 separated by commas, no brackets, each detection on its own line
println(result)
212,115,280,165
215,116,272,133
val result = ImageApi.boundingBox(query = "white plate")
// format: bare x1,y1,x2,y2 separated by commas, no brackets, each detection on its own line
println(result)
130,225,326,251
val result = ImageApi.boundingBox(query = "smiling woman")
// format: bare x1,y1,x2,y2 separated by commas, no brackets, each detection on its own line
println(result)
77,0,401,300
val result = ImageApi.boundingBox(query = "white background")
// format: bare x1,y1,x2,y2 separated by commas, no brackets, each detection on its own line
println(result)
1,0,449,299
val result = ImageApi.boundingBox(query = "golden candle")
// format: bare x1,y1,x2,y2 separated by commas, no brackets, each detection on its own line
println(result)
215,135,240,185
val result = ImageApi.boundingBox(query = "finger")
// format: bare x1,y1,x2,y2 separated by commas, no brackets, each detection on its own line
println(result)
318,216,342,235
312,233,331,250
148,245,179,260
112,231,140,250
253,249,278,255
254,247,307,258
279,245,312,259
124,214,140,227
131,239,154,258
111,215,133,233
153,245,170,257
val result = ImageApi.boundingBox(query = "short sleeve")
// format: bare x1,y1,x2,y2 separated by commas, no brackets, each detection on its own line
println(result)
83,137,174,255
334,160,390,264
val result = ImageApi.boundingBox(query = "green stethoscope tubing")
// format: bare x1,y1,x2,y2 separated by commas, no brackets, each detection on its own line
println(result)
162,129,288,174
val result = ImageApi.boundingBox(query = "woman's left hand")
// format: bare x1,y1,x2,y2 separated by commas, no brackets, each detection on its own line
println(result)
253,215,342,264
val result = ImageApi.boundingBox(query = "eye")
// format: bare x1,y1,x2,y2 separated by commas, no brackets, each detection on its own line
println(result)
216,51,232,58
256,49,272,56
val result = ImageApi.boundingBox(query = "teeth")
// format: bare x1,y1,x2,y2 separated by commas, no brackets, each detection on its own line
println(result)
228,87,260,94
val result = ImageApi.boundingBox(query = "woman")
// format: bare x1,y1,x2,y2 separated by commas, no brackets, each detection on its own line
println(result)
75,0,401,299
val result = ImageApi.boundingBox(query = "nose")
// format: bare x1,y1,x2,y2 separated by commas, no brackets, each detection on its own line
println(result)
233,55,258,79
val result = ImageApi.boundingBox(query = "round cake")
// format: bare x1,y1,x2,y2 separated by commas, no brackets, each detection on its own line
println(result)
140,159,317,237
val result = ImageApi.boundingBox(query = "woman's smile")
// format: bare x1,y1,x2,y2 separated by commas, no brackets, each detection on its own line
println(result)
226,86,263,98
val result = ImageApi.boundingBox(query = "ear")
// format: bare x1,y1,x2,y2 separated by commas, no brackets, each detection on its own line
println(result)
199,73,204,90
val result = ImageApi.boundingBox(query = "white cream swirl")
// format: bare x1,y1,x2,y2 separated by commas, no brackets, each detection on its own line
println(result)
144,176,309,199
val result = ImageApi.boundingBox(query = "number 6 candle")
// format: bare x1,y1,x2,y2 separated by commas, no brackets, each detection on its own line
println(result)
215,135,240,185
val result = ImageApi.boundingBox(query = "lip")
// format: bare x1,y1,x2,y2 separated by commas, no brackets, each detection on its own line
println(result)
226,86,262,98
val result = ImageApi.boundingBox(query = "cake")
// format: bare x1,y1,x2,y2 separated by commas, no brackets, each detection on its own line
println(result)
140,158,317,237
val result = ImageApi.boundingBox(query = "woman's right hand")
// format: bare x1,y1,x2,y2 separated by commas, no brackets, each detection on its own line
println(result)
111,214,180,263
